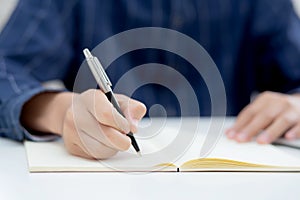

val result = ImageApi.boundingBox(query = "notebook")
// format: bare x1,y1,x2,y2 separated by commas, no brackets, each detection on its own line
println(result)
24,125,300,172
273,138,300,150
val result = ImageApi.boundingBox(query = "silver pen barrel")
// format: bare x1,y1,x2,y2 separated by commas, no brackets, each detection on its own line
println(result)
83,48,112,93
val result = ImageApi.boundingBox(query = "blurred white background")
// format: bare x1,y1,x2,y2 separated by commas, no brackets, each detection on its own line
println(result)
293,0,300,16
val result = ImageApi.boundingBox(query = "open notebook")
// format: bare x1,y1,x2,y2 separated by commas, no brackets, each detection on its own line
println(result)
25,126,300,172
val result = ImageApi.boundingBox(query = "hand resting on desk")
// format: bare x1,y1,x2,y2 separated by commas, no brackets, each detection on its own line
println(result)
226,91,300,144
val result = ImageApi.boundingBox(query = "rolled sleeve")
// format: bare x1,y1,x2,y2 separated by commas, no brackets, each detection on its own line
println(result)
0,0,74,141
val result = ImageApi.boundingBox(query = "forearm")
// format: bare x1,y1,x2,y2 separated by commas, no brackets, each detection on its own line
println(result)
20,92,74,136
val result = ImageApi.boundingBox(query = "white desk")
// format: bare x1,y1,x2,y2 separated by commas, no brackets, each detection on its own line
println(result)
1,118,300,200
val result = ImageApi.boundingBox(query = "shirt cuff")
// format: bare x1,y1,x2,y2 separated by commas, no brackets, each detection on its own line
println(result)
23,128,60,142
0,86,64,142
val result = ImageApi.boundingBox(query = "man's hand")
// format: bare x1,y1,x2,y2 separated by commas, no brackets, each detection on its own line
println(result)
21,89,146,159
226,91,300,144
62,90,146,159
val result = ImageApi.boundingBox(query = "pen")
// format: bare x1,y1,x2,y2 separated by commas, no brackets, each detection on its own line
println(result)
83,48,141,156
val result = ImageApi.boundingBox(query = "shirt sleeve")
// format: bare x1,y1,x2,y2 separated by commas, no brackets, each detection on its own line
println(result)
0,0,74,141
250,0,300,93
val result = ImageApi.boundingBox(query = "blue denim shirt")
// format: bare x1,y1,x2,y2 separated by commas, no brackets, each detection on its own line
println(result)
0,0,300,141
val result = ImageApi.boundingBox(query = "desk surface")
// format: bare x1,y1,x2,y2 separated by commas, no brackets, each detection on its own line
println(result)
1,117,300,200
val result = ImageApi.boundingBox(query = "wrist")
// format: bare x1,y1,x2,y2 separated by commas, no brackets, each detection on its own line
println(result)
21,92,74,135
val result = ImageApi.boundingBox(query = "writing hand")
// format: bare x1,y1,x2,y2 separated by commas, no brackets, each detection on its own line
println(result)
21,89,146,159
63,89,146,159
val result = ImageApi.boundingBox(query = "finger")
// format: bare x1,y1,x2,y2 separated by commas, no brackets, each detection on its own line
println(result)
227,92,285,140
116,94,147,133
233,113,274,142
78,109,130,151
226,104,257,139
72,104,131,151
78,131,118,159
97,124,131,151
257,111,298,144
82,90,130,133
62,110,95,159
116,94,147,120
285,124,300,140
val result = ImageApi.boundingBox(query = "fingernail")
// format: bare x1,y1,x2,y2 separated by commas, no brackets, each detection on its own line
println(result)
257,133,271,144
237,133,249,142
227,130,236,138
